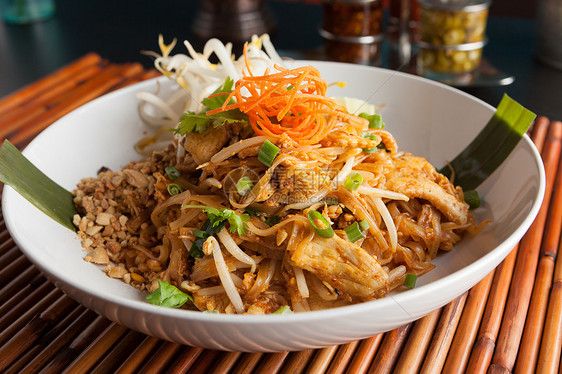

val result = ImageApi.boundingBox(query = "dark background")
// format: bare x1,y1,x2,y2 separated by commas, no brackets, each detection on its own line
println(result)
0,0,560,120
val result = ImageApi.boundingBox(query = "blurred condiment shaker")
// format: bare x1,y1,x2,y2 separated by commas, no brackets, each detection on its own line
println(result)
320,0,383,65
417,0,490,76
191,0,276,54
536,0,562,69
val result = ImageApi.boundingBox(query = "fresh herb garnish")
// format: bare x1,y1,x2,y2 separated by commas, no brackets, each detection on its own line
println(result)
464,190,481,209
146,280,192,308
265,216,282,226
0,140,78,231
175,77,249,135
344,221,365,243
176,110,248,135
344,172,363,191
307,210,334,238
167,183,182,195
201,77,236,110
360,113,384,129
183,205,250,237
165,165,180,179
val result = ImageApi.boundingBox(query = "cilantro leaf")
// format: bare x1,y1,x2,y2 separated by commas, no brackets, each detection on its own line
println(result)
202,207,249,236
146,280,192,308
201,77,235,110
175,110,248,135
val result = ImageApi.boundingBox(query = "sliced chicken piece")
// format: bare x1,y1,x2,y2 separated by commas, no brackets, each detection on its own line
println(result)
386,176,469,225
291,235,389,298
182,126,230,165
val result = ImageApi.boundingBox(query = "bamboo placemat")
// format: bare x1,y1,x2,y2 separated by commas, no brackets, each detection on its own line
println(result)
1,54,561,373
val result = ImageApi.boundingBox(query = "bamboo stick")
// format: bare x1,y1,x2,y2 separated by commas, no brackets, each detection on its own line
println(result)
0,265,40,305
0,287,64,347
530,116,551,153
420,293,468,373
254,351,290,374
207,351,242,374
114,336,161,374
0,53,103,116
305,345,339,373
443,270,495,373
166,346,205,374
0,279,53,331
0,254,31,284
280,349,315,374
18,308,98,374
346,335,384,374
5,305,86,374
516,151,562,373
231,353,264,374
326,340,360,374
10,63,145,148
0,243,19,268
62,322,130,374
137,341,183,373
0,292,75,371
89,331,146,374
369,323,412,374
186,350,222,374
490,121,562,372
394,308,442,374
33,313,111,374
0,61,105,142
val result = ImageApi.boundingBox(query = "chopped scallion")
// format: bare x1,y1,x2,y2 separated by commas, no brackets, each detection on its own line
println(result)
165,165,180,179
167,183,182,195
193,229,207,238
359,219,370,231
360,113,384,129
307,210,334,238
344,172,363,191
464,190,481,209
258,140,280,167
404,273,417,289
344,221,364,243
273,305,293,314
236,176,254,196
361,132,379,154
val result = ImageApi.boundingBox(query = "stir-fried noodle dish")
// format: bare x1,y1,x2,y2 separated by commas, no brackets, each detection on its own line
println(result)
73,35,485,314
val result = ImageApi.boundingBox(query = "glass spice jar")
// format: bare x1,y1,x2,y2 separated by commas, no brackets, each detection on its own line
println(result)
322,0,383,37
417,40,485,74
419,0,490,45
320,30,383,64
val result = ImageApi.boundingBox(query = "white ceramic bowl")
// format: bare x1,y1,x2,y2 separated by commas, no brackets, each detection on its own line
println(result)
3,61,544,352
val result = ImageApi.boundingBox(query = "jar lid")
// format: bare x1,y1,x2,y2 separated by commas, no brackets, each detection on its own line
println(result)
419,0,490,12
319,29,384,43
418,38,488,50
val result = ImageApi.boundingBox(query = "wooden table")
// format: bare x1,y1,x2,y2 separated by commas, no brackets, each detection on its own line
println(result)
0,54,561,373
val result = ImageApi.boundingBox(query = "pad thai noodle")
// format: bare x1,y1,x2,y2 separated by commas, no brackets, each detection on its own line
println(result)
72,35,485,314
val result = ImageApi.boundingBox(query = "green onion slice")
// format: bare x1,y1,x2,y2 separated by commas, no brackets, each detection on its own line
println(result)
404,273,417,289
361,132,379,154
359,219,370,231
307,210,334,238
236,176,254,196
273,305,293,314
193,229,207,238
344,221,364,243
344,172,363,191
464,190,481,209
167,183,182,195
258,140,280,167
165,165,180,179
360,113,384,129
439,94,536,191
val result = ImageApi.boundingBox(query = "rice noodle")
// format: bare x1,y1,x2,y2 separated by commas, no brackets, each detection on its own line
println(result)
357,185,409,201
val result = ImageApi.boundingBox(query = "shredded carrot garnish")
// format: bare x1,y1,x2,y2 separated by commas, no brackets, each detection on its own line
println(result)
206,44,366,145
